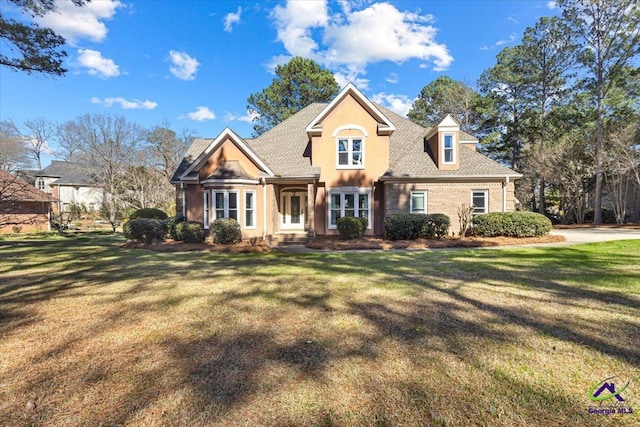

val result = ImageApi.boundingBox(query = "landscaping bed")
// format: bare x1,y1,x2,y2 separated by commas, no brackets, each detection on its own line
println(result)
305,234,565,250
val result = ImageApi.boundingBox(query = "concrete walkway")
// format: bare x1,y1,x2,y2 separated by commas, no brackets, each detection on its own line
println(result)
546,227,640,247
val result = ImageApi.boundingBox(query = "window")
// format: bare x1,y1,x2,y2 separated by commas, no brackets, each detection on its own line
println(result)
213,190,239,221
36,179,45,190
245,191,256,228
410,191,427,214
472,190,488,214
328,190,370,228
204,191,210,228
443,134,455,164
337,137,364,168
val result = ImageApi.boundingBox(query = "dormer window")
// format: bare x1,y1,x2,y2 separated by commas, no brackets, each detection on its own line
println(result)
443,134,455,164
337,137,364,168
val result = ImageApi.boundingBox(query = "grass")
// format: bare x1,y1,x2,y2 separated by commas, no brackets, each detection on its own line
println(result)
1,234,639,426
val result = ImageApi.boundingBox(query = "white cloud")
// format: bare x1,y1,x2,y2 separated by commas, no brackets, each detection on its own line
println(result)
547,1,557,10
508,15,519,24
91,97,157,110
77,49,120,78
371,92,414,117
270,0,453,79
385,72,399,84
34,0,122,45
224,110,259,123
185,106,216,121
496,33,518,46
224,7,242,32
168,50,200,81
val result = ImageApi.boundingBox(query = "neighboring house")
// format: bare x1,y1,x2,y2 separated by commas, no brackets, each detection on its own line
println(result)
0,170,56,233
171,84,522,241
35,161,105,214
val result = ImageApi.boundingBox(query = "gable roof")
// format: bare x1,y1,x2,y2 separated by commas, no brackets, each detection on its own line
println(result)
0,170,57,202
202,160,256,183
36,161,101,186
179,128,274,181
172,86,520,183
305,83,396,136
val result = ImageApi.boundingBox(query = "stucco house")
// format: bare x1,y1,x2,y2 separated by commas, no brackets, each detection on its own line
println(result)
171,84,521,242
35,161,105,214
0,170,56,233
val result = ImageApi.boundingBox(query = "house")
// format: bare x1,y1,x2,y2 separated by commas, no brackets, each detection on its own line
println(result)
35,161,105,214
0,170,56,233
171,84,521,241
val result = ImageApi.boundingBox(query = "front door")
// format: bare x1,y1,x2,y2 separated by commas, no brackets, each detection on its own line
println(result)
281,190,306,230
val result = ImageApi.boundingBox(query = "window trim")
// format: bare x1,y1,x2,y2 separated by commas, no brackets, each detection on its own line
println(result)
410,191,427,214
203,191,210,229
327,188,371,229
471,190,488,215
336,136,365,170
244,190,257,229
212,190,239,221
442,133,456,164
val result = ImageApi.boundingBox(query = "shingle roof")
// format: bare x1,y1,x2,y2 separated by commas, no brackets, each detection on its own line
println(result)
36,161,101,186
0,170,57,202
174,100,519,181
170,138,214,182
246,103,325,177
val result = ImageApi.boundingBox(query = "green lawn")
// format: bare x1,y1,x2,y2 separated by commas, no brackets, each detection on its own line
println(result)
1,234,639,426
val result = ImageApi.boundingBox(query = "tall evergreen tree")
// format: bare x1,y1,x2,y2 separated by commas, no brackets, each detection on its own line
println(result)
559,0,640,223
247,57,339,136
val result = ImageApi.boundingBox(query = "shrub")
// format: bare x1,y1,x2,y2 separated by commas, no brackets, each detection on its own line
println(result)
162,214,186,240
175,221,205,243
129,208,168,221
211,218,241,244
336,216,368,239
384,214,428,240
421,213,450,239
122,218,165,243
473,212,552,237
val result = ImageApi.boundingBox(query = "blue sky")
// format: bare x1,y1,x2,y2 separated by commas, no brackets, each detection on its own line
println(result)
1,0,560,167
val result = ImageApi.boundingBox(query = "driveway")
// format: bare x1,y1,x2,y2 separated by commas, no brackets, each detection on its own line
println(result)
548,227,640,246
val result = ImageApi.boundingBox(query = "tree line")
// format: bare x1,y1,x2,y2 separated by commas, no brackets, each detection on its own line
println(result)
0,115,193,227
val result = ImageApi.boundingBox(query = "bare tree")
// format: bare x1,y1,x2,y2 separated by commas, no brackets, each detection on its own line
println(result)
0,170,50,230
57,114,144,231
603,122,640,224
22,117,56,170
0,120,31,172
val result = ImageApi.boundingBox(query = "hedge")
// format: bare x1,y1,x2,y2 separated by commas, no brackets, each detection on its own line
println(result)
129,208,168,221
211,218,242,244
336,216,368,239
473,212,552,237
123,218,165,243
162,214,186,240
384,213,451,240
175,221,205,243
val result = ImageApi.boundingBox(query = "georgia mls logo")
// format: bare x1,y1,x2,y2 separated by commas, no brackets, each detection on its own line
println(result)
587,376,634,416
589,377,629,402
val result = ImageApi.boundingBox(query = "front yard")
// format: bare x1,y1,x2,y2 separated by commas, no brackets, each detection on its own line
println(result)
0,234,638,426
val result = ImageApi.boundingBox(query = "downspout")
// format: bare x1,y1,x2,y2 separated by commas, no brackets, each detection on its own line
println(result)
261,177,267,240
503,176,509,212
181,183,186,218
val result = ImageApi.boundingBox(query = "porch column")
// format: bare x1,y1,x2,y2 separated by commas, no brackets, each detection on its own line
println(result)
307,182,315,236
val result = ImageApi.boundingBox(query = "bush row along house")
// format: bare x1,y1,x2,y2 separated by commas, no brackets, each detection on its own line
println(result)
171,84,522,242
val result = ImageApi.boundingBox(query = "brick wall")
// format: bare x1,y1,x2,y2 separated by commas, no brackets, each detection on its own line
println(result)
384,181,516,235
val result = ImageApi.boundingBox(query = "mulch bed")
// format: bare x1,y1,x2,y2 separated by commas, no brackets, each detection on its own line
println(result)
123,234,566,253
305,234,566,251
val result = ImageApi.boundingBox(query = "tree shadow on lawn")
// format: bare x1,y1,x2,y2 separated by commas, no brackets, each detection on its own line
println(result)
1,238,639,425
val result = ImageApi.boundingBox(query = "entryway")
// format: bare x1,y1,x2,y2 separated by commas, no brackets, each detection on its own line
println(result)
280,188,307,230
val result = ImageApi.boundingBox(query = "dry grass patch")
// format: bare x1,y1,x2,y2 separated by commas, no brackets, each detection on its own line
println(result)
0,235,639,426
